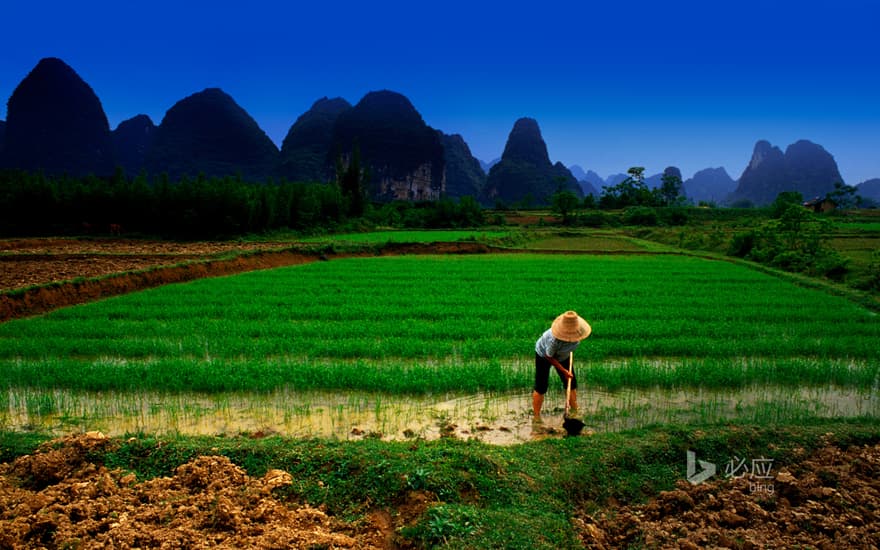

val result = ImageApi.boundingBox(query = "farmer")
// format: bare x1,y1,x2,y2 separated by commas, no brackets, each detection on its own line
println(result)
533,310,592,421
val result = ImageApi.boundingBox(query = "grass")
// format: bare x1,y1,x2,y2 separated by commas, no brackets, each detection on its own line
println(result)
519,230,651,251
2,228,879,547
1,254,878,394
299,229,512,244
1,419,878,548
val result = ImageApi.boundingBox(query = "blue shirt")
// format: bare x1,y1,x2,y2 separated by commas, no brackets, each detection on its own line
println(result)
535,328,580,362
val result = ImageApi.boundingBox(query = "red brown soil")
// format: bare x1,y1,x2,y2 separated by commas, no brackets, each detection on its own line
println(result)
0,238,296,291
0,237,495,322
579,441,880,549
0,433,430,549
2,435,878,549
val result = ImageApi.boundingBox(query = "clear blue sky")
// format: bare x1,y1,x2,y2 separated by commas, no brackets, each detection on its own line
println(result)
2,0,878,183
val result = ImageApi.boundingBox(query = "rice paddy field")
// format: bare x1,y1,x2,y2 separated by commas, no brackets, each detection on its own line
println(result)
1,250,878,443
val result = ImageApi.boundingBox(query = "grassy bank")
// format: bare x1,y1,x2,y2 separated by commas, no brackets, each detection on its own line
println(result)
3,419,879,548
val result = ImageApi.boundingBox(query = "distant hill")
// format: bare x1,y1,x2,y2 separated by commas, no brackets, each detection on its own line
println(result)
439,132,486,199
578,180,599,197
683,167,737,204
330,90,445,201
568,165,588,181
0,57,115,176
644,173,663,189
0,120,5,152
568,165,601,196
112,114,156,176
581,170,605,196
145,88,279,181
856,178,880,202
605,173,628,187
482,118,581,205
645,166,682,190
480,158,500,174
279,97,351,183
730,139,843,205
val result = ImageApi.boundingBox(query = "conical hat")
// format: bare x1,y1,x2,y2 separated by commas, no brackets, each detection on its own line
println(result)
551,310,592,342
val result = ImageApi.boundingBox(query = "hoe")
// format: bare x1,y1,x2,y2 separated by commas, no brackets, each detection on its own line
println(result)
562,351,586,436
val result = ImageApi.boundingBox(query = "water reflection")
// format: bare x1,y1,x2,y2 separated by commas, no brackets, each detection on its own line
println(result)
2,385,877,445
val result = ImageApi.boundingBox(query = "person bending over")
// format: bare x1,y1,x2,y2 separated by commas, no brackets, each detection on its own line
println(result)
533,310,592,421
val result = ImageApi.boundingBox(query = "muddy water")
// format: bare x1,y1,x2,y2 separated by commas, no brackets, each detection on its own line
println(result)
2,385,877,445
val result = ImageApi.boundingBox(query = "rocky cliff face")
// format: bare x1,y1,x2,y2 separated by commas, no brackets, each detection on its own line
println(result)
730,139,842,205
279,97,351,183
439,132,485,199
482,117,581,205
331,90,445,201
683,167,737,204
112,114,156,176
0,57,115,176
145,88,279,181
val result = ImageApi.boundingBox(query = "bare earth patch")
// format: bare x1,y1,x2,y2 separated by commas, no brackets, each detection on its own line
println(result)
0,433,415,549
0,238,292,291
2,434,878,548
579,441,880,549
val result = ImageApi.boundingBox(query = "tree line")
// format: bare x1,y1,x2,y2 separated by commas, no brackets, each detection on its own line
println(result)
0,167,485,239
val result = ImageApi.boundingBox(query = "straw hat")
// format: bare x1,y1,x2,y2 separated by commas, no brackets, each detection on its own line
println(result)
551,311,592,342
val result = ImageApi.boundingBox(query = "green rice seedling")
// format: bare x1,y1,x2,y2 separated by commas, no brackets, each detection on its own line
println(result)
2,254,878,415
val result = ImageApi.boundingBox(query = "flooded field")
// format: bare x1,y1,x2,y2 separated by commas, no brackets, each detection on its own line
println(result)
3,385,877,445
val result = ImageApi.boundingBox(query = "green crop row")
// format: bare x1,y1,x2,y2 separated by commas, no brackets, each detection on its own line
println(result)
300,230,512,243
1,254,878,393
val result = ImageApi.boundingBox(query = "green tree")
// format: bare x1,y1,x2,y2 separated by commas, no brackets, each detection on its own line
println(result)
770,191,804,217
599,166,654,209
826,182,859,209
731,203,847,279
335,143,369,217
659,172,683,206
551,190,580,223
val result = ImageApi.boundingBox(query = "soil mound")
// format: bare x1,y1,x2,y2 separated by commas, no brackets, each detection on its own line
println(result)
580,442,880,548
0,433,392,548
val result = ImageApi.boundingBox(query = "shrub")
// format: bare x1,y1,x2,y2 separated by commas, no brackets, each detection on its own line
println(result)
622,206,658,226
658,207,689,226
579,210,617,228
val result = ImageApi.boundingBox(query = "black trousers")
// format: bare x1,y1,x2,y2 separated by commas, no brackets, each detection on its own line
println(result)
534,353,576,394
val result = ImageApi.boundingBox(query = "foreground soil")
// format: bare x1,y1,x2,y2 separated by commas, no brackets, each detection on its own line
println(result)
1,434,878,549
580,440,880,549
0,433,417,549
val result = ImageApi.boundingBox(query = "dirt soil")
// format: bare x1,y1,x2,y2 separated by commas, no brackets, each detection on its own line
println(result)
0,237,499,322
2,435,878,549
579,440,880,549
0,238,294,291
0,432,429,549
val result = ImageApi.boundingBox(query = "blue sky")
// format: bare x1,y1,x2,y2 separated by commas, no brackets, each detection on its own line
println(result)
2,0,878,183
